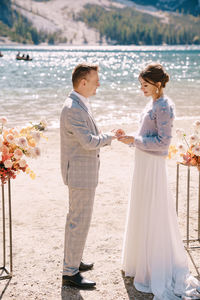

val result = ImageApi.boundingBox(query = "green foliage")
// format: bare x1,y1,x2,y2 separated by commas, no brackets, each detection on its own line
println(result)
78,4,200,45
128,0,200,16
0,0,13,27
0,7,64,45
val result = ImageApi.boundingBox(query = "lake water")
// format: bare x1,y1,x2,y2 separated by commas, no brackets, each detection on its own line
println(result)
0,45,200,128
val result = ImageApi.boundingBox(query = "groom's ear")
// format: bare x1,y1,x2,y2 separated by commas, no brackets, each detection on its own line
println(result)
80,78,87,87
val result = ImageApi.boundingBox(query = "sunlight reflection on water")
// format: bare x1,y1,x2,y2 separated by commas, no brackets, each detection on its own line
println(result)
0,45,199,128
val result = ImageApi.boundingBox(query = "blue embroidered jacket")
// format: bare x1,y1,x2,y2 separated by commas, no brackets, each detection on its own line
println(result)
134,96,175,156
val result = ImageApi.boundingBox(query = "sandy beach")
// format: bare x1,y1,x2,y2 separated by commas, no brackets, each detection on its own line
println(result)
0,119,200,300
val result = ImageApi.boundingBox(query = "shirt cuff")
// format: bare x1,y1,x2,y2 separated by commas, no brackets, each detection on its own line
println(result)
104,133,113,145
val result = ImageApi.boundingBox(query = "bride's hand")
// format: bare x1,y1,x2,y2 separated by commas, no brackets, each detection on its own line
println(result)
112,128,126,138
118,136,135,144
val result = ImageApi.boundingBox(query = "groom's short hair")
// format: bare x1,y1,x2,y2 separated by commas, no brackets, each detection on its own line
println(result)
72,63,99,88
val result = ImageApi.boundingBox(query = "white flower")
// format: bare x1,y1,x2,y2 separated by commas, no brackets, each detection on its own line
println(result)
177,143,186,153
0,116,8,126
189,134,198,145
6,134,15,144
193,120,200,128
33,147,41,157
176,128,185,139
4,159,13,169
30,147,41,158
18,137,28,148
194,145,200,156
0,152,2,161
14,148,23,160
19,159,27,168
193,120,200,134
31,131,40,143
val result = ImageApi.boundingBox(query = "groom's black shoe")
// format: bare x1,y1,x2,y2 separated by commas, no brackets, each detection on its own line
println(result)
62,272,96,289
79,261,94,272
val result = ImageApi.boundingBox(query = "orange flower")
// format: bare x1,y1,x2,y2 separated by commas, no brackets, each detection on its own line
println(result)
27,138,36,147
9,143,17,152
168,145,178,159
190,158,197,166
3,130,9,140
2,145,9,156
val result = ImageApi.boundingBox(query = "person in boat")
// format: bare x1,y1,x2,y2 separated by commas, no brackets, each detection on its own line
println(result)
16,52,21,59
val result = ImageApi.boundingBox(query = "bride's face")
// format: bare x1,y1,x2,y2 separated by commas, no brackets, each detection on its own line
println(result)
139,77,158,98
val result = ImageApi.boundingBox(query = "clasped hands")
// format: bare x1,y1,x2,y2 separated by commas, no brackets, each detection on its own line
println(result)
111,129,135,145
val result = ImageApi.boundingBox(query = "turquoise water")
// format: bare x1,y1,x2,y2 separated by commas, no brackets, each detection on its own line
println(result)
0,45,200,128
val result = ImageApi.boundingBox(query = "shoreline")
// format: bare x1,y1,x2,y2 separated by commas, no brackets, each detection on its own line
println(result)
1,44,200,50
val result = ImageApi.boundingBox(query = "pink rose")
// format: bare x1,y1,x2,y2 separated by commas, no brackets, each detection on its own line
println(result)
4,159,13,168
19,159,27,168
6,134,15,144
0,117,8,126
18,137,28,148
30,147,41,158
14,148,23,160
34,147,41,157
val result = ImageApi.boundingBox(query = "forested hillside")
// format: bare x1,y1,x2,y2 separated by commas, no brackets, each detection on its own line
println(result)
0,0,62,44
0,0,199,45
129,0,200,16
78,4,200,45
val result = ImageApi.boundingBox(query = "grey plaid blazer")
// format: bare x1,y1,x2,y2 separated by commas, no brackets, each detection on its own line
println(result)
60,92,112,189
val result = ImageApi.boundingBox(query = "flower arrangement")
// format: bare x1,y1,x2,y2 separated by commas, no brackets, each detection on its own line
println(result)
0,116,46,184
168,120,200,170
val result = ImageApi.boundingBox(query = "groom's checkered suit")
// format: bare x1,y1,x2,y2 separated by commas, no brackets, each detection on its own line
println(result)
60,91,112,275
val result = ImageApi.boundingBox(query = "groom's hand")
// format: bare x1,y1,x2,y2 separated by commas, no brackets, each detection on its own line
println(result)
118,135,135,145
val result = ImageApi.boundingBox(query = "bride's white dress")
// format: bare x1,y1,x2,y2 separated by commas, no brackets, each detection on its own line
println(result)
122,149,199,299
122,97,200,299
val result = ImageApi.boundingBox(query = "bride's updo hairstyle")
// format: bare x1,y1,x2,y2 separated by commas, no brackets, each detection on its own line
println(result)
139,63,169,89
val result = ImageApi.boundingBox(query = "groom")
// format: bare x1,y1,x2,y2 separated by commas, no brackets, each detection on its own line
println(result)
60,63,118,288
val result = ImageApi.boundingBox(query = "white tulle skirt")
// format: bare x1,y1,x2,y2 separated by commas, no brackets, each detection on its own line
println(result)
122,148,200,300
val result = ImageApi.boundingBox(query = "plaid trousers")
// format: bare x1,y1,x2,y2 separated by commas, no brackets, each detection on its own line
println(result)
63,187,96,276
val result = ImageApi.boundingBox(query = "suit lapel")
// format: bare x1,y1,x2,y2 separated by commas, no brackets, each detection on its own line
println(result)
69,92,99,134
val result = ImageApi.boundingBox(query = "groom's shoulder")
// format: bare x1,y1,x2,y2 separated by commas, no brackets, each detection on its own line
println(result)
63,95,79,109
61,97,81,120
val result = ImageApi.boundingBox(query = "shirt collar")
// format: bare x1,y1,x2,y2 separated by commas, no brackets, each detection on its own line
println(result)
71,90,90,109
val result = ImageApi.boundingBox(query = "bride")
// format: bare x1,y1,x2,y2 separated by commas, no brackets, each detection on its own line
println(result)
118,63,200,299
